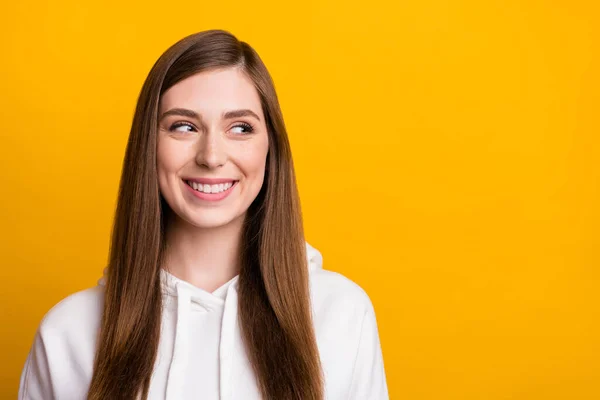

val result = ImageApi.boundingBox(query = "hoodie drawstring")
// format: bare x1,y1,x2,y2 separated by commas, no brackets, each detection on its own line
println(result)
218,281,239,400
165,282,191,399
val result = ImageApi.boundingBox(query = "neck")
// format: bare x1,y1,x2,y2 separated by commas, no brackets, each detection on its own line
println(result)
162,209,245,292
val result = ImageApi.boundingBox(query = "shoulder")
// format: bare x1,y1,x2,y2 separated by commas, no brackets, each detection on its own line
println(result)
38,285,105,336
309,268,374,316
31,284,105,369
308,268,376,339
308,269,387,398
19,286,104,399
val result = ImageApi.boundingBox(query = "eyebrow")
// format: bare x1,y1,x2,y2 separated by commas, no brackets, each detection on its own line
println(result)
159,108,261,122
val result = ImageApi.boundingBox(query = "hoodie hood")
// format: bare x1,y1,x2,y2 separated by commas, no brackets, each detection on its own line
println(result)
98,241,323,287
305,241,323,272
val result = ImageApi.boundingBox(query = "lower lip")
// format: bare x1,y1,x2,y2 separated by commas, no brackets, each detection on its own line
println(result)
184,180,238,201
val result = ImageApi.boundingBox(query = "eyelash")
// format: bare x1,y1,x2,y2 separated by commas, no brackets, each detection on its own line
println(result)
168,121,255,134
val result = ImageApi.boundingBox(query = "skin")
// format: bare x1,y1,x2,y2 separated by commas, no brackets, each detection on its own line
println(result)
156,67,269,292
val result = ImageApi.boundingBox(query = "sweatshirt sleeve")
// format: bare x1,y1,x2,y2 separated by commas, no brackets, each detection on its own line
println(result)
347,300,389,400
18,328,55,400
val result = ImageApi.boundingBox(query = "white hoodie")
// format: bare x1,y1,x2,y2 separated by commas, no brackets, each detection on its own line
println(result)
18,242,389,399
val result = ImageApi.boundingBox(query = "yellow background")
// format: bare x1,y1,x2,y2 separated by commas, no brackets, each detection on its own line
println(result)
1,1,598,398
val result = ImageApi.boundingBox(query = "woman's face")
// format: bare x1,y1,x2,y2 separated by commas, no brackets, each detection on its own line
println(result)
157,67,269,229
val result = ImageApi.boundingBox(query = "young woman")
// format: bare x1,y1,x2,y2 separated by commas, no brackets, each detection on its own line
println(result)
18,29,388,400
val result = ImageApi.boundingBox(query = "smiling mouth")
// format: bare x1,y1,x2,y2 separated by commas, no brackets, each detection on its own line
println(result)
184,180,238,194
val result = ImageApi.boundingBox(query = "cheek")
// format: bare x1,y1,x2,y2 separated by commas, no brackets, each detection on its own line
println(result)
157,139,191,175
156,139,194,197
237,137,269,179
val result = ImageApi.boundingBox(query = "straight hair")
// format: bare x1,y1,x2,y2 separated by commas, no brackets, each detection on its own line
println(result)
87,30,324,400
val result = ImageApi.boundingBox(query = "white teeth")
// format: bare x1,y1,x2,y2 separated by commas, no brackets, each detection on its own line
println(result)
187,180,234,194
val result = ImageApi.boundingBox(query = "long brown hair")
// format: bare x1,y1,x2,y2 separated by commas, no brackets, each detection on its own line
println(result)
87,30,323,400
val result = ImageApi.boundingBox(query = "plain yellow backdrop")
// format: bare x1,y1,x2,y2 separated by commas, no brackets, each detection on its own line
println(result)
1,0,599,398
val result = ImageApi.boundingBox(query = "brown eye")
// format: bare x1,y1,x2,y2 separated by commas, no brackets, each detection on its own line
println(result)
169,122,196,132
230,122,254,135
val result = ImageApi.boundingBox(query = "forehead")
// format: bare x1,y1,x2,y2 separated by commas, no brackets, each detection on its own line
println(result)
159,67,263,116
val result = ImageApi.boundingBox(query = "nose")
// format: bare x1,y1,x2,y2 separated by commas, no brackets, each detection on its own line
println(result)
195,130,226,169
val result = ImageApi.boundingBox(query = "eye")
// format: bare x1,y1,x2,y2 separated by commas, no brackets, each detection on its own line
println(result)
230,122,254,135
169,121,196,133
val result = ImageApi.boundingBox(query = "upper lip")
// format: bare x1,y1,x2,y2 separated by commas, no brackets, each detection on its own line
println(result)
183,177,238,184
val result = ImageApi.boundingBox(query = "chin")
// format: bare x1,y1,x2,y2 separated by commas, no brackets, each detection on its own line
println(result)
184,211,243,229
